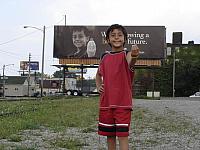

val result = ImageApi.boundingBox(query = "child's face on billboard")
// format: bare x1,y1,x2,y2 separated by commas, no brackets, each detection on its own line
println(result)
72,30,89,49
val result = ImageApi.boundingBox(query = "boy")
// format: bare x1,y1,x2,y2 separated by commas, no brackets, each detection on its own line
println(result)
71,26,90,58
96,24,139,150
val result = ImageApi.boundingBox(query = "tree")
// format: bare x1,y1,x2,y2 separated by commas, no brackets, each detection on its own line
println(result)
154,62,173,96
53,70,63,78
155,45,200,97
175,46,200,96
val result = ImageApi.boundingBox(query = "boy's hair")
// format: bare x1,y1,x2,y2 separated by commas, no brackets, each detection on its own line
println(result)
106,24,128,47
72,26,90,37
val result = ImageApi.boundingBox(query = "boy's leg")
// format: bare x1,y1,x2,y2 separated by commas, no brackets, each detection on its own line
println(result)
114,109,131,150
98,109,117,149
107,136,116,150
118,136,128,150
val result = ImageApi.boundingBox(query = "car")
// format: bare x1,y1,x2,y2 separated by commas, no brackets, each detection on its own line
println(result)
189,92,200,97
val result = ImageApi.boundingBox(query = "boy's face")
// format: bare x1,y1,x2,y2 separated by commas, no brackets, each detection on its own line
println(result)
72,30,89,49
107,29,125,51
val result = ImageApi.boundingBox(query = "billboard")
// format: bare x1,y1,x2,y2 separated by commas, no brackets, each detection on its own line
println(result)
67,68,87,73
53,25,166,59
20,61,39,70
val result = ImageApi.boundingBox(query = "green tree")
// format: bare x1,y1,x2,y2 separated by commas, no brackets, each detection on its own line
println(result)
175,46,200,96
155,45,200,97
154,62,173,97
53,70,63,78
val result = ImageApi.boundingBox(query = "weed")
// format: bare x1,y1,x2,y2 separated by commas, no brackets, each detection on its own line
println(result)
8,134,22,142
50,137,87,149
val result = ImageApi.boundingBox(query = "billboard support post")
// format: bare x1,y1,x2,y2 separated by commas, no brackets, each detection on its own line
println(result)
63,67,66,93
81,64,84,93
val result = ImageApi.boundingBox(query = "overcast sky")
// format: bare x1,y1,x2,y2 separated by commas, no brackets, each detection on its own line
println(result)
0,0,200,78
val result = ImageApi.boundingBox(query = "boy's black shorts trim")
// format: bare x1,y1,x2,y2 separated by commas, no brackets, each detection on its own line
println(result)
116,127,129,132
98,126,129,132
98,126,116,132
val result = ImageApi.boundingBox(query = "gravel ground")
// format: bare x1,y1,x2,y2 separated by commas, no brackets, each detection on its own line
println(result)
132,98,200,150
0,98,200,150
136,98,200,124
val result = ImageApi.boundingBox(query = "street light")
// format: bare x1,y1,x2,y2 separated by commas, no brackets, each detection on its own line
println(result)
2,64,14,98
24,25,46,97
172,46,180,97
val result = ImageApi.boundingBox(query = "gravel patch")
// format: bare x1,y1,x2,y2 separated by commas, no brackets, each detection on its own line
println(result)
135,98,200,124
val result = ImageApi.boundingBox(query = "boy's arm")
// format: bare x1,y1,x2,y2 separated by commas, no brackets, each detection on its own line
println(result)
96,71,104,94
126,52,137,67
126,45,140,68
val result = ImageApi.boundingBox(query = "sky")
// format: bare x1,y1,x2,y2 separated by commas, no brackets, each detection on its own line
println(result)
0,0,200,79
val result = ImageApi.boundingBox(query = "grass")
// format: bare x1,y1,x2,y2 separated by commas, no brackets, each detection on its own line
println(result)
50,137,88,149
14,147,36,150
0,96,200,149
0,96,99,138
82,125,97,133
0,145,6,150
8,134,22,142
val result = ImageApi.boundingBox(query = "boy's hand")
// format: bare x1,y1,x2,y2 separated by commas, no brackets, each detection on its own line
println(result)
97,84,104,94
131,45,140,58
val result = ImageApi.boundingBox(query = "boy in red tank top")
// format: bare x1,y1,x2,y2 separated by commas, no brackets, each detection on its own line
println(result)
96,24,140,150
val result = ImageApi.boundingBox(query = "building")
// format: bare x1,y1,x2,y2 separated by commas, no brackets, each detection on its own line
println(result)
0,76,36,97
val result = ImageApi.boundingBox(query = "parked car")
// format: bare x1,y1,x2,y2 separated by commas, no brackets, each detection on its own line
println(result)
189,92,200,97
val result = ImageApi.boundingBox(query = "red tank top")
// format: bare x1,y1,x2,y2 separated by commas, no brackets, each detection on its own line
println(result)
98,50,134,110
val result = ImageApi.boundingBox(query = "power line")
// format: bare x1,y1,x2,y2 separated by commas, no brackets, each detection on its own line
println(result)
46,15,65,29
0,31,37,46
0,15,65,46
0,48,24,56
0,49,28,60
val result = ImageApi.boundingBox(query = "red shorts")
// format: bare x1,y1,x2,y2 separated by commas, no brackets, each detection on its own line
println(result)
98,108,131,137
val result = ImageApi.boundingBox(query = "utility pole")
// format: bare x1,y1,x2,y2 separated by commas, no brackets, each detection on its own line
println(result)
64,14,66,26
28,53,31,97
172,47,176,97
2,65,5,98
40,25,45,97
2,64,14,98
